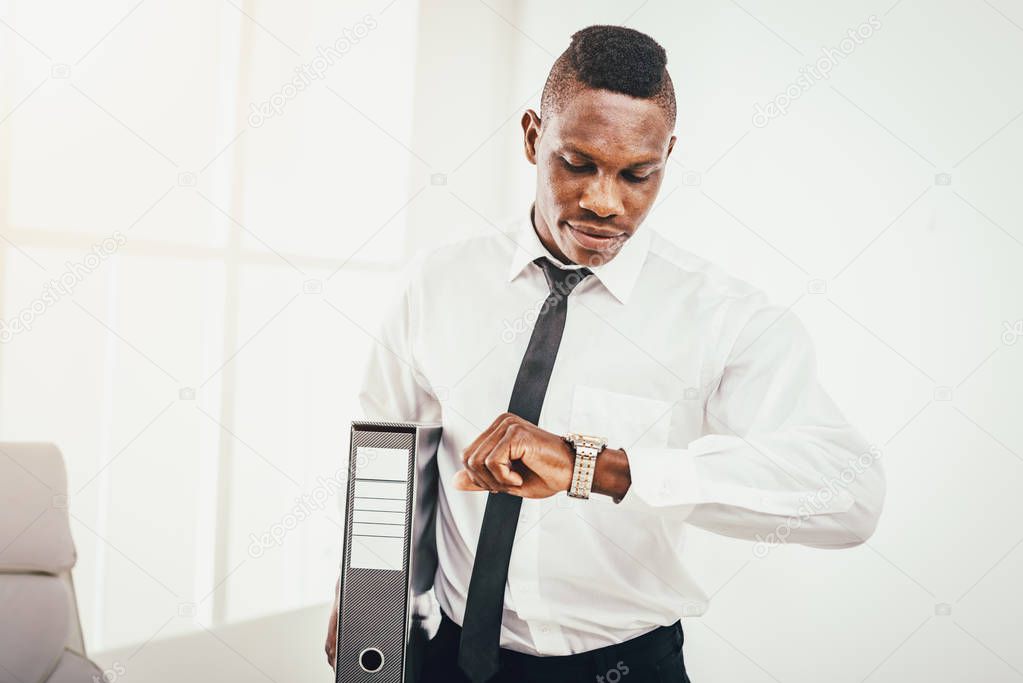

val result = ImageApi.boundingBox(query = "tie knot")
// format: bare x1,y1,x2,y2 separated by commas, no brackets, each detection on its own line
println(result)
533,257,591,297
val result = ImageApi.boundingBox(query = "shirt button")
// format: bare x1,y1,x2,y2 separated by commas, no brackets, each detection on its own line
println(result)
540,624,550,634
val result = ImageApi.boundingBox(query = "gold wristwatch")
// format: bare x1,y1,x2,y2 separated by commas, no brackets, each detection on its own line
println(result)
564,432,607,499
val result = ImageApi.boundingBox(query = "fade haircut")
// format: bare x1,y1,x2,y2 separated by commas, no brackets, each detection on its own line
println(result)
540,25,676,128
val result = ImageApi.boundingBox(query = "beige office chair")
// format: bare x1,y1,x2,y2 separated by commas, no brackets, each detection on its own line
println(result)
0,443,105,683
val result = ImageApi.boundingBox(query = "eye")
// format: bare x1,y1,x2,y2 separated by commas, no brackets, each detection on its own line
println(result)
623,171,652,184
561,157,593,173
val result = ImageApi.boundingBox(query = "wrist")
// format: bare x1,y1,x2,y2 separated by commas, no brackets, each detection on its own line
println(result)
591,447,631,501
558,438,576,492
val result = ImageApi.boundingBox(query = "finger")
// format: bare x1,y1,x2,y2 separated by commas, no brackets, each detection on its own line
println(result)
461,413,515,466
453,469,491,492
462,413,522,463
325,624,337,653
484,434,524,487
464,423,515,491
455,462,492,491
467,469,493,491
468,461,503,492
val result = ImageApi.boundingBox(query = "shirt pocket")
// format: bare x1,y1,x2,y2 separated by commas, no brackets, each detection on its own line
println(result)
567,384,674,450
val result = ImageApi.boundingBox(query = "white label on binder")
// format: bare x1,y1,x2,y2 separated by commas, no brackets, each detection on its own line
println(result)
354,447,409,481
351,497,405,513
353,480,407,500
353,522,404,538
354,510,407,525
350,447,409,569
350,536,404,571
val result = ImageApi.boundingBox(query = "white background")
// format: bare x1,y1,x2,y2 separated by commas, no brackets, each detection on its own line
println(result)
1,0,1022,681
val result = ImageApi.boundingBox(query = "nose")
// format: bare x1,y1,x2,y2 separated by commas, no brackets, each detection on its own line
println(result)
578,173,623,218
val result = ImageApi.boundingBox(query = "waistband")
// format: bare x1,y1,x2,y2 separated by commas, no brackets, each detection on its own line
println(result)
438,612,683,677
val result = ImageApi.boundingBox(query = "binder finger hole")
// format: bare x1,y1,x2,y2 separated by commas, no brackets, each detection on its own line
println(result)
358,647,385,673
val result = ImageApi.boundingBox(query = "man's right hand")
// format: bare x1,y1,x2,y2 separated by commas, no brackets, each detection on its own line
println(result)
325,575,340,670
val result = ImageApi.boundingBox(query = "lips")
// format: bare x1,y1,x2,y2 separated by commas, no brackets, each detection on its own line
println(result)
566,222,625,250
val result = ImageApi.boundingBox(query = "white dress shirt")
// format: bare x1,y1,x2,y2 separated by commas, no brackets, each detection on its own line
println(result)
354,206,886,656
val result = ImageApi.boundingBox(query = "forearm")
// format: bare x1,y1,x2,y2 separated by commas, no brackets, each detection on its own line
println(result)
618,428,886,547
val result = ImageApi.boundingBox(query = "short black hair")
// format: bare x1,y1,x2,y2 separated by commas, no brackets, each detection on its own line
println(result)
540,25,676,127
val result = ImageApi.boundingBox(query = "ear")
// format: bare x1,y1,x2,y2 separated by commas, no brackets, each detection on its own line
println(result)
665,134,677,160
521,109,542,165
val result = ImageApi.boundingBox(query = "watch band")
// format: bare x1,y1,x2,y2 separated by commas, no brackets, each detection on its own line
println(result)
564,432,606,499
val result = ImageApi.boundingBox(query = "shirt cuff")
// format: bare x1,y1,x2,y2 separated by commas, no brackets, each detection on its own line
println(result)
614,447,703,517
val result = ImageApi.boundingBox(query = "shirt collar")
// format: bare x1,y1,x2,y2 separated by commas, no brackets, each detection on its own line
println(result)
506,205,652,305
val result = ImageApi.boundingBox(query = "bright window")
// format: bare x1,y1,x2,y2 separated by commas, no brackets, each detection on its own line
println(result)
0,0,419,651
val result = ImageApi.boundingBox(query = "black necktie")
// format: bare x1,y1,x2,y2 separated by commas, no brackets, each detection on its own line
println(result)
458,256,592,682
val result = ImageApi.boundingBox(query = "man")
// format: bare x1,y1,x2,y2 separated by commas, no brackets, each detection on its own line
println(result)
326,24,885,682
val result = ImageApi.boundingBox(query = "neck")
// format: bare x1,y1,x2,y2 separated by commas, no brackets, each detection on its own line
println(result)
531,203,575,265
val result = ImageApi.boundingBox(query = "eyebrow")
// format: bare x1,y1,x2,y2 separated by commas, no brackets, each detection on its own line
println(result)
561,144,662,169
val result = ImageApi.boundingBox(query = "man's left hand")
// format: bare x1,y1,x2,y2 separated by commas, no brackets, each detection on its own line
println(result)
453,413,574,499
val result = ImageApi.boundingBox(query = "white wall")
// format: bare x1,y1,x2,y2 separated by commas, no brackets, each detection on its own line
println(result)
2,0,1022,681
490,2,1023,682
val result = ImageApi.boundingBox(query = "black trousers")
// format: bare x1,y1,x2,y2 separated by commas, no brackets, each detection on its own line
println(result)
421,612,691,683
